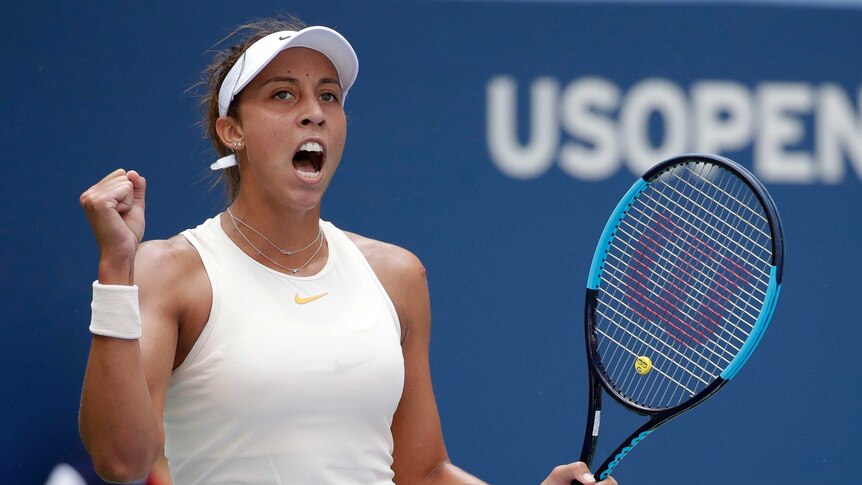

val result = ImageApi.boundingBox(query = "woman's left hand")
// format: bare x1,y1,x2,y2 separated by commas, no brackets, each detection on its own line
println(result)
540,462,618,485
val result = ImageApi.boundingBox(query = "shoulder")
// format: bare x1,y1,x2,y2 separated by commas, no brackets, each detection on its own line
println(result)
134,234,209,312
135,235,202,281
344,231,427,289
344,232,430,338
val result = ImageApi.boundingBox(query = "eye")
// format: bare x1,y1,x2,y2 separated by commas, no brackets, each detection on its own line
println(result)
320,92,339,103
273,90,295,101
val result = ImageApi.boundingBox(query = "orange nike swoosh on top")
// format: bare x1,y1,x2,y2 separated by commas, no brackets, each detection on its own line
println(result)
294,292,329,305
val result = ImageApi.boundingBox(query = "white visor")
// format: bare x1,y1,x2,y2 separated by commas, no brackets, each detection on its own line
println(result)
218,26,358,117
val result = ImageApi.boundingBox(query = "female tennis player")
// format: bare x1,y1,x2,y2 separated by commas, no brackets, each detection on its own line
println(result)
78,16,617,485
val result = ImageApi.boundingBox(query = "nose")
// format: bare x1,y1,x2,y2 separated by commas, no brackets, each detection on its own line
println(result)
299,98,326,127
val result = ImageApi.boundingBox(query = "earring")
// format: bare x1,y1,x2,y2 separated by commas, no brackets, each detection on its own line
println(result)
233,141,243,149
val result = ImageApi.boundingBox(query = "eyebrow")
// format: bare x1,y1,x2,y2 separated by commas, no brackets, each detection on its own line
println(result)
261,76,341,89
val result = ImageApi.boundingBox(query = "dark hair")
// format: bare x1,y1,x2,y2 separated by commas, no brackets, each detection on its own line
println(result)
196,14,308,203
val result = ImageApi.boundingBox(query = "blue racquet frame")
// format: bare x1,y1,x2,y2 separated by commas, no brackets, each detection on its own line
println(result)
576,153,784,482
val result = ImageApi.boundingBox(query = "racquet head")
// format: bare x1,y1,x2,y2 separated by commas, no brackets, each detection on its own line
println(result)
580,153,784,479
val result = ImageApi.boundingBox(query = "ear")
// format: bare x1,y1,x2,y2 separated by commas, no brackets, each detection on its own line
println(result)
215,116,245,151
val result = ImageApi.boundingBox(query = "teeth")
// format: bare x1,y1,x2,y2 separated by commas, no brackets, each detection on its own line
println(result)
297,169,320,178
299,141,323,153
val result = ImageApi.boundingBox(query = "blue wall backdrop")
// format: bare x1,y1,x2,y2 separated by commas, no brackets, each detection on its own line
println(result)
2,1,861,483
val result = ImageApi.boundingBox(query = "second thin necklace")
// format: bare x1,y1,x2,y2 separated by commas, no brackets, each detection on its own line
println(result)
226,207,325,275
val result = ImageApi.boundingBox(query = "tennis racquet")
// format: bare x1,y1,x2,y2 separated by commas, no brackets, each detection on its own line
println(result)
576,153,784,482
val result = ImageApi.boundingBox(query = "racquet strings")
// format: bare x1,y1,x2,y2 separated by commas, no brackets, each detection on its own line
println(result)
594,161,774,410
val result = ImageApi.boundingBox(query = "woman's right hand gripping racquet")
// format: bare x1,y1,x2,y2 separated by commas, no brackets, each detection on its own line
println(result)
575,153,785,482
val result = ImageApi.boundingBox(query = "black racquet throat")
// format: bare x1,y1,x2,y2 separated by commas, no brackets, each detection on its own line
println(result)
576,153,784,482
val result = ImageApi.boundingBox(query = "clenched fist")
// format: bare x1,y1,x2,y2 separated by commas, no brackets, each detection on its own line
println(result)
80,169,146,284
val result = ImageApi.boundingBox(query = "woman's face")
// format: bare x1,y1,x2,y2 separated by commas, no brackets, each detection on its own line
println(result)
233,47,347,212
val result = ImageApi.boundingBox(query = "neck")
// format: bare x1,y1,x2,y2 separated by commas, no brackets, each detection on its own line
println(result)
228,193,322,249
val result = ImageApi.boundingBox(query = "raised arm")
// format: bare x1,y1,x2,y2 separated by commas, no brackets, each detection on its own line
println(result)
78,169,188,482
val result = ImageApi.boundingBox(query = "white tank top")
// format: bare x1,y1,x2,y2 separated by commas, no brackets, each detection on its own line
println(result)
164,216,405,485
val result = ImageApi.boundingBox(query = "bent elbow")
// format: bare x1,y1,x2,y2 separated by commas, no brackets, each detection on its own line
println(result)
89,445,160,484
81,422,164,483
92,456,152,484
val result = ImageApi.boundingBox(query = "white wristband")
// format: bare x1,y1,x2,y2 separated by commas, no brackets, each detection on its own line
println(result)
89,281,142,339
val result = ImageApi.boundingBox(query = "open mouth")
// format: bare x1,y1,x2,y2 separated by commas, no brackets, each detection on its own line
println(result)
292,141,324,179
